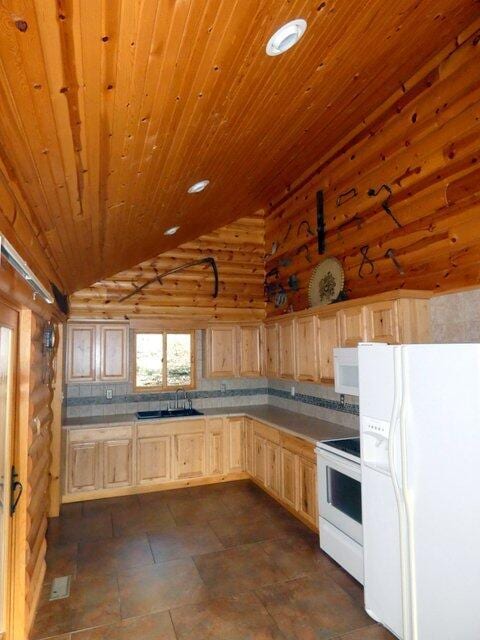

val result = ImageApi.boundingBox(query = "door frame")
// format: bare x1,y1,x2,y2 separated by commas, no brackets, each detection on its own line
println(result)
0,298,19,640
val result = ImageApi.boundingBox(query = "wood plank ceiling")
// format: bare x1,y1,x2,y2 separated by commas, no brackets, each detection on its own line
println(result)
0,0,478,294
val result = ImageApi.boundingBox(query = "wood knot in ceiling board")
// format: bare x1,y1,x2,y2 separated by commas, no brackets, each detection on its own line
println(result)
14,19,28,32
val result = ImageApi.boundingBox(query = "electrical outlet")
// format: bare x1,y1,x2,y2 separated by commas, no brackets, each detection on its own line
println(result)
291,386,295,398
340,393,345,407
220,383,227,394
106,388,113,400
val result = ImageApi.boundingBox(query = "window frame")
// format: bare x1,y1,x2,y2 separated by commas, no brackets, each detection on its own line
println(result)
133,329,196,392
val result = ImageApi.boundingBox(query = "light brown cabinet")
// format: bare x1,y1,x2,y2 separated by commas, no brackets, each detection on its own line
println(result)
98,325,129,381
364,300,400,343
66,322,129,383
205,324,262,378
317,314,338,383
265,440,281,496
238,325,262,376
244,418,254,475
264,323,279,377
295,316,319,381
298,456,317,526
280,447,298,510
68,441,99,493
66,324,96,383
103,438,132,488
174,432,205,479
278,319,295,378
206,418,226,475
227,417,244,472
137,436,171,485
337,307,367,347
205,326,237,377
253,435,267,484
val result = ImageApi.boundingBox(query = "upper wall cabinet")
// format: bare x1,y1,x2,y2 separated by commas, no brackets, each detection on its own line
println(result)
238,325,262,377
278,318,295,379
364,301,400,343
205,326,237,377
205,324,262,378
66,322,129,384
337,307,367,347
317,314,338,384
264,324,279,377
294,316,319,382
66,324,96,383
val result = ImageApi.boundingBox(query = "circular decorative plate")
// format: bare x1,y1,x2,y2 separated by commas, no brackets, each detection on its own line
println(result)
308,258,345,307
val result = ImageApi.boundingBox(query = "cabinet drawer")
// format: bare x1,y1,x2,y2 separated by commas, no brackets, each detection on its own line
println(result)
69,425,133,443
252,421,280,444
280,432,316,461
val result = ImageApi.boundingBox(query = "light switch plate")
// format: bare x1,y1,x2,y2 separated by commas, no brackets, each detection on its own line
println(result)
106,388,113,400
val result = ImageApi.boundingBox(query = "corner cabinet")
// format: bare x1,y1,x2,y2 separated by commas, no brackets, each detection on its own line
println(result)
205,324,262,378
66,322,129,383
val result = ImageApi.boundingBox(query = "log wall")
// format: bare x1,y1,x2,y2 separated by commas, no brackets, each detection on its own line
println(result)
265,19,480,315
70,214,265,322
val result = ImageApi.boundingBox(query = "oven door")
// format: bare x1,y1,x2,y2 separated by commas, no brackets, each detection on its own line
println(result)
317,449,362,545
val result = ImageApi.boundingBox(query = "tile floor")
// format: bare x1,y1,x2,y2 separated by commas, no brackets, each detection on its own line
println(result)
34,480,395,640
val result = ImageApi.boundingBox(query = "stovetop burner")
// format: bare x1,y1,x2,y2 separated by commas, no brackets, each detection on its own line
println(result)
322,437,360,458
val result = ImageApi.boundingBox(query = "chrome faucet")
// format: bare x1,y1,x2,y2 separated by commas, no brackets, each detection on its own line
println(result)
175,387,188,409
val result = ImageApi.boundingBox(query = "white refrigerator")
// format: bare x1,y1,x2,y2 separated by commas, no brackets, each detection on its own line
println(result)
359,342,480,640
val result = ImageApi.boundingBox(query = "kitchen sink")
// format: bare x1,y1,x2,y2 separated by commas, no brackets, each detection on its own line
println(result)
136,408,204,420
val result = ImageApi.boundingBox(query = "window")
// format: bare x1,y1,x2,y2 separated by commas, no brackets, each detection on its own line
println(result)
135,331,195,390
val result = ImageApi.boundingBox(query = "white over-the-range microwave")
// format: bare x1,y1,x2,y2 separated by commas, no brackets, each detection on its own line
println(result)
333,347,359,396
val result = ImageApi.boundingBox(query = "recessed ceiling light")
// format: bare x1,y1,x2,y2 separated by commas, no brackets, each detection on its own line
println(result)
266,19,307,57
164,226,180,236
187,179,210,193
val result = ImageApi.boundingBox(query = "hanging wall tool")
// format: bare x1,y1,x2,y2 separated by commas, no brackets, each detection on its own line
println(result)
297,220,315,238
316,190,326,254
358,245,375,279
117,256,219,303
385,248,405,274
336,187,358,207
296,243,312,263
367,184,402,228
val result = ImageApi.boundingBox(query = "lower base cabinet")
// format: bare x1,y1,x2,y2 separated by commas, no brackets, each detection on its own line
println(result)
137,436,171,485
63,414,318,531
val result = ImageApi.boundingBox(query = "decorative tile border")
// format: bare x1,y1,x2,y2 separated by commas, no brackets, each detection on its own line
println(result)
65,386,359,416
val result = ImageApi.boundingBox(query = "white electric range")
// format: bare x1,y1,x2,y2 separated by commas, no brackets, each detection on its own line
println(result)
315,437,363,583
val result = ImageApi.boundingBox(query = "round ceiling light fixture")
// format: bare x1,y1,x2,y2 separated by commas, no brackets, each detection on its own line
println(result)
164,226,180,236
187,179,210,194
266,19,307,56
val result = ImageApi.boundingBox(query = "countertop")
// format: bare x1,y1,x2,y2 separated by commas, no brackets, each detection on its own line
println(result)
63,404,357,444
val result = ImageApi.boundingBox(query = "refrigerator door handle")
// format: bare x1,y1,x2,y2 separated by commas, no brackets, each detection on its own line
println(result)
388,347,413,640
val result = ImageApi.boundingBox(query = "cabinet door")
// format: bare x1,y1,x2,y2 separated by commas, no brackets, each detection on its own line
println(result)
227,417,244,472
298,456,317,526
174,432,205,479
317,315,339,384
68,442,100,493
238,325,262,377
278,319,295,378
244,419,254,475
295,316,319,381
253,435,266,484
205,326,237,377
337,307,367,347
103,439,132,488
66,324,96,383
364,301,400,343
264,324,279,377
99,325,129,381
281,448,298,510
137,436,171,485
206,419,225,476
265,441,281,496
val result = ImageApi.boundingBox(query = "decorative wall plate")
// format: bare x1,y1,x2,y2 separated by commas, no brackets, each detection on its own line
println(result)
308,258,345,307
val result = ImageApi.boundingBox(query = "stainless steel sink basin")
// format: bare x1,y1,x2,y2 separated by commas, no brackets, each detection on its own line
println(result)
136,408,204,420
